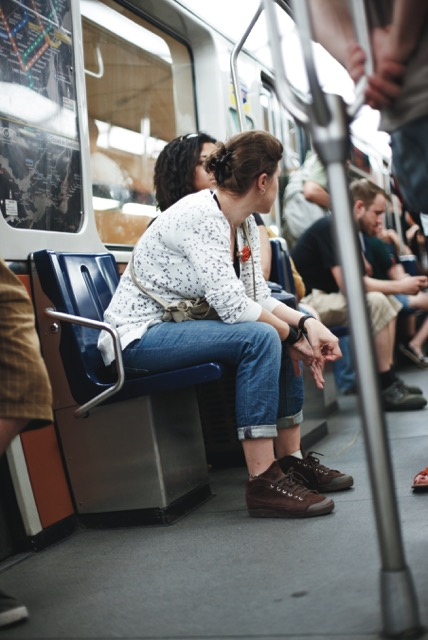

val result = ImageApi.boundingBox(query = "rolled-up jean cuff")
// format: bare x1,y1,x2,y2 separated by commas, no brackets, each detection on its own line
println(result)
277,410,303,429
237,424,278,441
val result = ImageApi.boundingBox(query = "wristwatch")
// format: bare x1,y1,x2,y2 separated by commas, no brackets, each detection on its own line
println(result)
284,325,302,345
298,314,317,334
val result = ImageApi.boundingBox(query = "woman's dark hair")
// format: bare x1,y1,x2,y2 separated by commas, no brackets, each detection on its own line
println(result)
154,132,216,211
205,130,283,195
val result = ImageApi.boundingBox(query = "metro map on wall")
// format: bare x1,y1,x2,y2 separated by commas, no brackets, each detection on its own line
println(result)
0,0,83,232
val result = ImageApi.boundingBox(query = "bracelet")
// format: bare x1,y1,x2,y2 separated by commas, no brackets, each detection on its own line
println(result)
298,314,317,334
284,325,302,345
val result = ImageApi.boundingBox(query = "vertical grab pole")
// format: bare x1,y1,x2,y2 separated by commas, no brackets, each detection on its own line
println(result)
263,0,424,636
230,3,264,132
319,99,422,640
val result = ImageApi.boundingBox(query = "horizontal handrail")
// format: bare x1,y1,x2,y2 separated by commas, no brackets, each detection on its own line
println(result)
84,44,104,79
45,308,125,418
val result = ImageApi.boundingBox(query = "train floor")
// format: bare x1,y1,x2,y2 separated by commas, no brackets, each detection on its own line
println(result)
1,361,428,640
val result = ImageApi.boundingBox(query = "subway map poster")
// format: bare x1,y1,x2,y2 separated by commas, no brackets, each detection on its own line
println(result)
0,0,82,232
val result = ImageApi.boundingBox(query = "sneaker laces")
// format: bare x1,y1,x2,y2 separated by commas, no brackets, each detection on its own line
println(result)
394,379,410,393
277,468,318,496
305,451,334,474
394,378,422,394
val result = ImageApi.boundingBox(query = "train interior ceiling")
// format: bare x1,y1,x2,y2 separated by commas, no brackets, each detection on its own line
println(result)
1,0,428,639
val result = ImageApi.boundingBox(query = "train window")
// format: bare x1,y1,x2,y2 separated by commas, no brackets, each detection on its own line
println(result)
259,84,299,231
228,81,255,135
228,108,255,134
0,1,83,233
81,0,196,246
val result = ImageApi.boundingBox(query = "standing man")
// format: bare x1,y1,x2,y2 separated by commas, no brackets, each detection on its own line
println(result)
309,0,428,212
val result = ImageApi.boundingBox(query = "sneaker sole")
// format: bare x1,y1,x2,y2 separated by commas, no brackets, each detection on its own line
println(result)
318,476,354,492
384,399,427,411
412,484,428,491
0,606,29,628
248,497,334,518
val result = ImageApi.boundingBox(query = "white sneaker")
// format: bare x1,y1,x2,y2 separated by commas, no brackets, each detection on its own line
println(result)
0,589,29,627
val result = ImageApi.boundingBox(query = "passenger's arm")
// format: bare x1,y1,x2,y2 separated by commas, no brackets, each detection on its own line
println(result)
257,224,272,280
268,304,341,382
387,262,407,280
363,274,428,295
310,0,428,110
380,228,404,256
330,265,346,292
332,260,427,295
257,305,301,343
308,0,356,68
303,180,331,209
386,1,428,62
254,304,340,389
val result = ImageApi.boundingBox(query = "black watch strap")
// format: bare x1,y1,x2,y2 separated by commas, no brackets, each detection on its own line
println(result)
284,325,302,345
298,314,316,334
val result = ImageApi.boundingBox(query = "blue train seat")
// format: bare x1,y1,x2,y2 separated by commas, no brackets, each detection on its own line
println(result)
267,281,296,308
31,250,223,525
269,237,296,294
270,237,349,338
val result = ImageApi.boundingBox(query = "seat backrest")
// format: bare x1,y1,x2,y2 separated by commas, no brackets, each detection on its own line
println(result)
269,237,296,295
32,250,224,410
32,250,120,401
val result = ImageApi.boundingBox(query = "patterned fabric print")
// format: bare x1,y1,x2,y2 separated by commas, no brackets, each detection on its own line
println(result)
98,190,279,365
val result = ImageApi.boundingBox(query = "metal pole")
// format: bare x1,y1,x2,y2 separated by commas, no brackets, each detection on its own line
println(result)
262,0,424,635
230,3,264,132
321,105,422,640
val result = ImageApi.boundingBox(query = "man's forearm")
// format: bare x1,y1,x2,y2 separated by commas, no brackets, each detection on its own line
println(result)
303,181,331,208
363,275,402,294
389,1,428,62
309,0,355,66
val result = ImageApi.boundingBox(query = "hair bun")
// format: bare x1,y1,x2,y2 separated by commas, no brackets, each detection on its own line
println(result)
214,150,232,183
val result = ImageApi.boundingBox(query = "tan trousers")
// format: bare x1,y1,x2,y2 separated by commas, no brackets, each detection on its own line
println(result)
0,258,53,427
301,289,402,335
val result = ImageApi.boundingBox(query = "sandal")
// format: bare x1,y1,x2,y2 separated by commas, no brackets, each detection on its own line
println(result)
398,343,428,369
412,467,428,490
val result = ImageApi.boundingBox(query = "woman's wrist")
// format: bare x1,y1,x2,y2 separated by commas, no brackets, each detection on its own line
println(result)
284,325,302,345
298,314,317,334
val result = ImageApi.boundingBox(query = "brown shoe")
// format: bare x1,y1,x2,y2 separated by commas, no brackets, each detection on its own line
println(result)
246,461,334,518
278,451,354,493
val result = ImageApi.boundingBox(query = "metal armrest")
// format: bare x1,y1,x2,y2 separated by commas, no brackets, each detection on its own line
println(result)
45,308,125,418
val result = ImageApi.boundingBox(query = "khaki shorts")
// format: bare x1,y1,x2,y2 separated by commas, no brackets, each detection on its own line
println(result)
301,289,402,335
0,258,53,427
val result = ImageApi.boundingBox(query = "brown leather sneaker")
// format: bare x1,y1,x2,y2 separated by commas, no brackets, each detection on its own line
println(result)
246,461,334,518
278,451,354,493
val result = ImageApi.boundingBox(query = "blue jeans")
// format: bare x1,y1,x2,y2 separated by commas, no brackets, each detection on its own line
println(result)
122,320,304,441
391,115,428,213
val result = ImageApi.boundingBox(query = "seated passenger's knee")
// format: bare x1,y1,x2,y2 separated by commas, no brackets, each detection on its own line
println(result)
242,322,282,360
366,291,399,333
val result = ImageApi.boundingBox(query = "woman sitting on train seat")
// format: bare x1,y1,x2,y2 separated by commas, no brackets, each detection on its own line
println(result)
154,131,273,279
153,132,343,483
98,130,353,519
